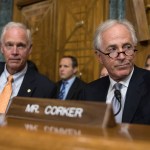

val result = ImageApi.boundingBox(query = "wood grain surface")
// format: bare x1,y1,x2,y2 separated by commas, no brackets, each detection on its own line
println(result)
0,115,149,150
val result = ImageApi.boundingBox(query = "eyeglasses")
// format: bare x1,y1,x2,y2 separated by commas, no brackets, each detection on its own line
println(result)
97,44,137,59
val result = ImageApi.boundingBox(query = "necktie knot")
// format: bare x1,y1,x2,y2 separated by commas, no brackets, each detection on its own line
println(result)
114,83,122,90
62,81,68,86
7,75,13,83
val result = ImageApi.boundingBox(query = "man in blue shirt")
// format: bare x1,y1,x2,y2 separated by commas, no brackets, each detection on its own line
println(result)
55,56,86,100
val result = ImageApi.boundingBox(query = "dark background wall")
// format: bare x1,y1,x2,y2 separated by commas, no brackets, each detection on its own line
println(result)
0,0,13,61
109,0,125,19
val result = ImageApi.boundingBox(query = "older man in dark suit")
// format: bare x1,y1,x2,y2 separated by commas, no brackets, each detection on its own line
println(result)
0,22,56,113
81,19,150,125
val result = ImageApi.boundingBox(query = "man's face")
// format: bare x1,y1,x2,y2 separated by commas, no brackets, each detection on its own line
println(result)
59,58,77,80
1,27,32,74
98,24,136,82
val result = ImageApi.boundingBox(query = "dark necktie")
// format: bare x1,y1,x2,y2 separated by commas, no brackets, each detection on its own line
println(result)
112,83,122,123
0,75,13,113
58,81,68,100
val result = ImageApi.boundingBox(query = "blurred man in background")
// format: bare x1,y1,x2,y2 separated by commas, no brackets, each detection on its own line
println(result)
55,56,86,100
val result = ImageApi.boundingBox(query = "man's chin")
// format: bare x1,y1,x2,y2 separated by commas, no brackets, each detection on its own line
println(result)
61,77,67,80
111,70,131,81
9,63,21,68
9,59,21,63
117,71,131,79
7,63,23,70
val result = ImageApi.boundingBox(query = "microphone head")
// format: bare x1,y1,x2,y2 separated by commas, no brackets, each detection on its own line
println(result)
114,90,121,101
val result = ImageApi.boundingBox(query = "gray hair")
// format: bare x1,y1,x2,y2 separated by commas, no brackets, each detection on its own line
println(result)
93,19,138,50
0,22,32,47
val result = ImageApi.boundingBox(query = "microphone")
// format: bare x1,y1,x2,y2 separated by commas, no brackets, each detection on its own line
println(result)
114,90,121,102
114,89,122,116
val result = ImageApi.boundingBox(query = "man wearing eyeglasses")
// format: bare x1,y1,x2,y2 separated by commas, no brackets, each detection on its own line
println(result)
80,19,150,125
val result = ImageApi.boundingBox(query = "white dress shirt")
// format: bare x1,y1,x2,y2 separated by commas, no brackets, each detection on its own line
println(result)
0,64,28,100
106,68,134,123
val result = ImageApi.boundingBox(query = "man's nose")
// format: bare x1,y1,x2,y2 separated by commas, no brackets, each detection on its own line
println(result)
11,46,18,54
117,47,126,59
118,52,126,59
59,67,64,71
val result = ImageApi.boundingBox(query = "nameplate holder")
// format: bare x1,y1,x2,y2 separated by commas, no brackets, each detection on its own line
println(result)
7,97,116,128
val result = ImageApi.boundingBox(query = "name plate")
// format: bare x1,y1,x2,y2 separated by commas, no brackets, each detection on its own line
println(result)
7,97,116,128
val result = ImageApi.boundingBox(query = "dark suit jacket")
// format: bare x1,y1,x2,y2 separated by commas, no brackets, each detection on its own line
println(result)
55,77,86,100
0,62,56,98
81,66,150,125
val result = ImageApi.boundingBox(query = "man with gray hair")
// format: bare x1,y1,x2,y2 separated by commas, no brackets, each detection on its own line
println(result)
0,22,56,114
81,19,150,125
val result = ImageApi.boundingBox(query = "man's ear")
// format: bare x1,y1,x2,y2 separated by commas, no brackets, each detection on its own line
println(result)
0,42,4,54
28,44,32,54
95,50,103,64
73,67,78,74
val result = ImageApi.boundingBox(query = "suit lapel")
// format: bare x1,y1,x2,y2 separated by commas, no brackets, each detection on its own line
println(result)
99,77,110,102
0,62,5,75
56,81,62,99
84,76,110,102
0,63,36,97
122,67,147,123
17,67,36,97
66,77,78,99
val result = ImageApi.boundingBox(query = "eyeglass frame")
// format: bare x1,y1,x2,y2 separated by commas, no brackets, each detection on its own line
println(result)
96,44,138,59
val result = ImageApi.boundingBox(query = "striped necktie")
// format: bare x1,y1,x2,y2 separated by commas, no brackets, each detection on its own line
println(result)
58,81,68,100
112,83,122,123
0,75,13,113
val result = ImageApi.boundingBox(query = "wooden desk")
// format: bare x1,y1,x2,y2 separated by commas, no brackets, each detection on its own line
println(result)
0,116,149,150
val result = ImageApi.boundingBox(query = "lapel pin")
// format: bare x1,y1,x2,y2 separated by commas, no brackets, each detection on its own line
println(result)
27,89,31,93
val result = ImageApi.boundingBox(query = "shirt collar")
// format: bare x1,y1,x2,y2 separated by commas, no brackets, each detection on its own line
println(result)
109,67,134,90
63,76,76,85
4,63,28,82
